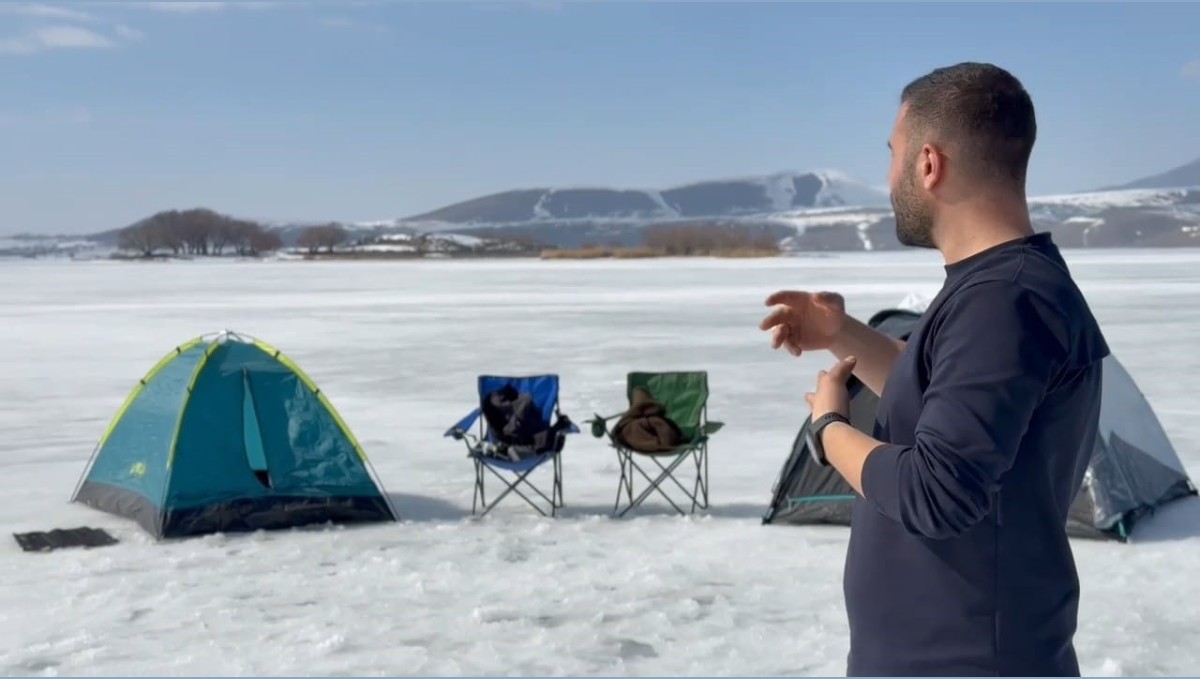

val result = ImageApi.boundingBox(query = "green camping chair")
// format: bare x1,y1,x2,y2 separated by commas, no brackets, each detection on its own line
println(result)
588,371,723,517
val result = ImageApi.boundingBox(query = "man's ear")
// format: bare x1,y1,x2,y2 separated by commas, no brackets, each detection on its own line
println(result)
920,143,946,191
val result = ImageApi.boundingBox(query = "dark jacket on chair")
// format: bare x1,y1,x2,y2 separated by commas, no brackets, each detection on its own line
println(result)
614,387,687,453
481,385,572,460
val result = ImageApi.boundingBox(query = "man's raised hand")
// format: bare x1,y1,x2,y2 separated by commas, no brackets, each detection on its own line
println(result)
759,290,847,357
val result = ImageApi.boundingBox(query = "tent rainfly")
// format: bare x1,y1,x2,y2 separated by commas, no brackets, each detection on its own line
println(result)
72,331,397,539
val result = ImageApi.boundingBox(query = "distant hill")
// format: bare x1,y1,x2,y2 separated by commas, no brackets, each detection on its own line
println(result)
6,163,1200,259
388,165,1199,250
1099,156,1200,192
403,170,891,224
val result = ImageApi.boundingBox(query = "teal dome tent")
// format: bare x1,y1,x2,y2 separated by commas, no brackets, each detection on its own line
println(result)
72,331,397,539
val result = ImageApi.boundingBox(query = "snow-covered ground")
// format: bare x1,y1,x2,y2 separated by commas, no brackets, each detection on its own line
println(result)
1028,187,1194,210
1,249,1198,676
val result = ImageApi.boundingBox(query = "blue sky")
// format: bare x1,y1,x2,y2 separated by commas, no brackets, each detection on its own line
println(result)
1,1,1198,235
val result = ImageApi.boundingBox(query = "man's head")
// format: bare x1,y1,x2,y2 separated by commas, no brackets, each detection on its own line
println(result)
887,62,1037,249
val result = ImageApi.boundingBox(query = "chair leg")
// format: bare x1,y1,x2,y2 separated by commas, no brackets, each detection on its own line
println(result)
473,458,485,515
614,448,704,518
613,448,635,514
553,451,564,514
690,443,709,512
472,454,563,518
623,453,689,517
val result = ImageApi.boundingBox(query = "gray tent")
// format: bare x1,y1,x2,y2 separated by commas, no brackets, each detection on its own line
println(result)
762,307,1196,541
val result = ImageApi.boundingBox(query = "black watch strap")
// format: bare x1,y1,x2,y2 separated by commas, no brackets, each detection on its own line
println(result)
813,411,850,435
809,412,850,466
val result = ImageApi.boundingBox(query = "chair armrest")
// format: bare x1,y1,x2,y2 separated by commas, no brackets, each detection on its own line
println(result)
554,411,582,435
586,412,624,438
703,421,725,436
444,407,482,440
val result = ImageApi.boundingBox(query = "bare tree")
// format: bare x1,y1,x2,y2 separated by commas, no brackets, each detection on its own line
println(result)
248,228,283,255
229,220,282,256
118,222,163,256
296,227,322,254
316,223,348,253
209,217,241,256
297,223,349,254
118,208,275,258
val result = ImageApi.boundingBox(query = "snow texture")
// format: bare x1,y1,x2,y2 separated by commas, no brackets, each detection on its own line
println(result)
811,169,892,209
1029,187,1191,209
1,250,1198,676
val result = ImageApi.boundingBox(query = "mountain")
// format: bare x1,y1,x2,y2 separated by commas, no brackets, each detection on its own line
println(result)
1099,156,1200,192
403,170,891,225
770,186,1200,252
6,165,1200,259
391,166,1200,250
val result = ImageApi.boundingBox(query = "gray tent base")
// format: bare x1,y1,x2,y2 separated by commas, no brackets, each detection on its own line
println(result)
762,308,1197,542
13,527,119,553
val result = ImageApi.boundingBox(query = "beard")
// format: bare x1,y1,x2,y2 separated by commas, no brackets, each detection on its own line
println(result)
891,167,936,249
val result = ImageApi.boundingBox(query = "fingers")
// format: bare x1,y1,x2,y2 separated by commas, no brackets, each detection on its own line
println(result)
764,290,802,307
758,306,790,331
767,323,803,356
768,325,804,356
771,325,785,349
827,355,857,382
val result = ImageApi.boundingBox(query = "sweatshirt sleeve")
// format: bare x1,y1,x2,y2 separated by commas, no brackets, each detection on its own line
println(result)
859,280,1069,539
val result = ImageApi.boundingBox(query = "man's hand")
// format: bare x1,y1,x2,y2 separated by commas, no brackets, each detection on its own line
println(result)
804,355,857,420
804,354,883,495
759,290,847,357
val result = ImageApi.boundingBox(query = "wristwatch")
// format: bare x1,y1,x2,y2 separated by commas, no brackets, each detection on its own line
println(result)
807,412,850,467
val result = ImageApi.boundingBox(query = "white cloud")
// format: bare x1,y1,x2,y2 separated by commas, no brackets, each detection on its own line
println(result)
0,4,146,52
1182,60,1200,80
114,23,145,40
0,25,115,55
0,3,98,23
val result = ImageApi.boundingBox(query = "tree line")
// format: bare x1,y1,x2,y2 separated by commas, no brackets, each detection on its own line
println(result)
295,223,349,254
118,209,283,257
641,222,781,255
116,209,351,257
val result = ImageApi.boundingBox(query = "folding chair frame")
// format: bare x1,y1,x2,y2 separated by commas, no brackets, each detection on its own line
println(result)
589,372,723,518
469,446,564,518
444,375,577,518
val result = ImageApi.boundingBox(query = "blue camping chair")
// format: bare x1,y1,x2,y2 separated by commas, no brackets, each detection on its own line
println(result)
444,375,579,517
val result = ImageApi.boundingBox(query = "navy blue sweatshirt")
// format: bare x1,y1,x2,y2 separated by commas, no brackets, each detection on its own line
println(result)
844,233,1110,676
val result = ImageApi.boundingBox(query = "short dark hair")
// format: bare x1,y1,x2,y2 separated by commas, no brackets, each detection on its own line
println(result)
900,62,1037,187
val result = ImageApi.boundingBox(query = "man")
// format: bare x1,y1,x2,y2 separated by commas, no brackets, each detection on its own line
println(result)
759,62,1110,676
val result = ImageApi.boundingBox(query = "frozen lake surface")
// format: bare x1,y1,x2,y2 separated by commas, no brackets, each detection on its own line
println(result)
1,248,1198,676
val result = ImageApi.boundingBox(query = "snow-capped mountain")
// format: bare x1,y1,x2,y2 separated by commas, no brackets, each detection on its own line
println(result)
7,161,1200,258
385,164,1198,250
403,170,891,226
1098,156,1200,192
767,185,1199,252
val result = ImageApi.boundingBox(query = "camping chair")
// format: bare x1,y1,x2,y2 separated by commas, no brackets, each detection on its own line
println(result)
444,374,579,517
588,371,723,517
